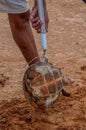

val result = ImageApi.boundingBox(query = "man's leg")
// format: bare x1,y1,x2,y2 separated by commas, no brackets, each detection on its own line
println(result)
8,11,40,65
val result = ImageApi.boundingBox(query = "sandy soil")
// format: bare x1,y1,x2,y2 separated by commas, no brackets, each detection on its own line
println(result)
0,0,86,129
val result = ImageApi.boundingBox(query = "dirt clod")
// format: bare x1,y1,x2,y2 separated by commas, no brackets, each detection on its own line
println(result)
0,74,9,87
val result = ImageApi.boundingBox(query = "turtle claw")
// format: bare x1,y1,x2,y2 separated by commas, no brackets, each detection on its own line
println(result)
62,89,70,97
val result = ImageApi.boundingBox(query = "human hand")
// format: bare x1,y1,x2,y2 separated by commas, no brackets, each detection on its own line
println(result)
30,6,49,33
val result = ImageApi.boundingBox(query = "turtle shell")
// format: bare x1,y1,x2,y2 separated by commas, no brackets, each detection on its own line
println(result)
23,62,63,109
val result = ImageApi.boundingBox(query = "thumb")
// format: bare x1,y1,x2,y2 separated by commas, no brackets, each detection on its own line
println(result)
30,6,38,19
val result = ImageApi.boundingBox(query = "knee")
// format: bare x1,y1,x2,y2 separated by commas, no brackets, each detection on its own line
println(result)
8,11,30,29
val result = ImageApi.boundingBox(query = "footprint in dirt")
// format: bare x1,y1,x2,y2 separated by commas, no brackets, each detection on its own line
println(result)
0,74,9,87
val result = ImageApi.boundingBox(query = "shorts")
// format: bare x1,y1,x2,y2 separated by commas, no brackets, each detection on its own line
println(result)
0,0,29,14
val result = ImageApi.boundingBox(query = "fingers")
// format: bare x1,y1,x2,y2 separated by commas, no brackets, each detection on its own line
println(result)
31,17,42,28
31,17,43,32
30,6,49,33
30,6,43,33
37,29,41,33
32,20,43,29
30,17,39,23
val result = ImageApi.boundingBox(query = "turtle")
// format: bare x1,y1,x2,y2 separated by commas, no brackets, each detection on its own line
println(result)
23,62,71,109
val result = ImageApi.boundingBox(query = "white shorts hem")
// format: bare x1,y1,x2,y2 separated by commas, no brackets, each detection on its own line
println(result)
0,7,29,14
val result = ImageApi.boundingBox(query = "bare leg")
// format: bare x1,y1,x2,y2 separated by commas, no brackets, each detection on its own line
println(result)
8,11,40,65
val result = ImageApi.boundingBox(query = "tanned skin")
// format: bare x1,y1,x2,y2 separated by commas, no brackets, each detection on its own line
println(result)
8,0,49,65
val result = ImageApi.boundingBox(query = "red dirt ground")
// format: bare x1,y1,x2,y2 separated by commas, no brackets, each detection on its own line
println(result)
0,0,86,129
